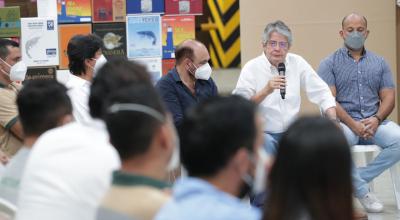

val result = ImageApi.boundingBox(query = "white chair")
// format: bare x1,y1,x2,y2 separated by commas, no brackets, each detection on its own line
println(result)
0,197,16,220
352,144,400,210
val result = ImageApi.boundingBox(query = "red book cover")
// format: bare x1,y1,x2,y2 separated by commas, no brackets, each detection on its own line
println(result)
92,0,126,23
162,59,175,76
165,0,203,15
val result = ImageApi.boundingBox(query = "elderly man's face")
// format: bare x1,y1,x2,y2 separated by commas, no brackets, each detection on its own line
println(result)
263,32,289,67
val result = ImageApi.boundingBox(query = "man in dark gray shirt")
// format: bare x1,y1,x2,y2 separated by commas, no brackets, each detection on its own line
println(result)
318,13,400,213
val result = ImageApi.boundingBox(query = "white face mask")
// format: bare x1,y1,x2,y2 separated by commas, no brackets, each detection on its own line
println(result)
191,62,212,80
0,58,27,81
166,121,180,172
252,148,269,194
241,148,269,195
92,55,107,77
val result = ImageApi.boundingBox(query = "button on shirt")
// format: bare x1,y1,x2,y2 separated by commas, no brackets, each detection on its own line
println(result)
154,177,261,220
156,68,218,128
233,53,335,133
318,47,395,120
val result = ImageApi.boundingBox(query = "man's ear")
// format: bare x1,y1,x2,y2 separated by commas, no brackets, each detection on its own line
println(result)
339,30,344,38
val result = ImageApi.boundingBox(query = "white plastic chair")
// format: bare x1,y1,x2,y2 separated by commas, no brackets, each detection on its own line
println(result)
352,144,400,210
0,197,16,219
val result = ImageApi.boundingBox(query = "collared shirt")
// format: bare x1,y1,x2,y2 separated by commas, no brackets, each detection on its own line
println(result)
101,171,170,220
155,68,218,128
233,52,335,133
0,146,30,205
318,47,395,120
66,74,93,124
16,120,121,220
154,177,261,220
0,82,23,157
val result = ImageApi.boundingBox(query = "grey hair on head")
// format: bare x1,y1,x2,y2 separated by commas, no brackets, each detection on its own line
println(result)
262,20,293,46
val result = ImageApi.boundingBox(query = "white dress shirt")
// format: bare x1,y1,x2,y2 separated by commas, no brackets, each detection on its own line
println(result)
16,120,121,220
66,74,93,124
233,52,335,133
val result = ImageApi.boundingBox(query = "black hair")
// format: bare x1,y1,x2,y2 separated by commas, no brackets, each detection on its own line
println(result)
105,85,166,160
0,39,19,60
175,45,194,65
67,34,103,76
89,58,152,119
17,80,72,136
180,95,258,177
263,116,353,220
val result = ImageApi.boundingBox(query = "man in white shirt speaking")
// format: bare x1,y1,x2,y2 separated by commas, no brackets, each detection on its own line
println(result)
233,20,337,156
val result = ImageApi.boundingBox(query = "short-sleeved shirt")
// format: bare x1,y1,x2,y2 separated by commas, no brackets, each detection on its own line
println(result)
101,171,170,220
155,177,261,220
0,82,23,157
318,47,395,120
155,68,218,128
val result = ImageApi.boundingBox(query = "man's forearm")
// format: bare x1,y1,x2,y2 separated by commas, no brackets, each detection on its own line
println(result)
376,89,395,121
251,87,272,104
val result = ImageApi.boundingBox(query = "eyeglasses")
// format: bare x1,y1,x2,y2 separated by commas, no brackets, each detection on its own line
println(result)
266,40,289,50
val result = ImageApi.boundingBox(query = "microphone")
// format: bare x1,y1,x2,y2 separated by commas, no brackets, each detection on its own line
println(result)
278,63,286,99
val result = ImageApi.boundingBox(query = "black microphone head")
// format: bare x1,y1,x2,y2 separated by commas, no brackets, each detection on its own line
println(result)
278,63,285,73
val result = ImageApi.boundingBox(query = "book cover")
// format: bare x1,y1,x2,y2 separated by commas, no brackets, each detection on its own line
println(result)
126,0,164,14
37,0,58,17
58,23,92,69
5,0,37,17
162,59,175,76
126,15,162,58
21,18,59,67
162,15,195,59
57,0,92,23
24,66,57,83
165,0,203,15
92,22,127,59
133,57,162,83
0,6,21,38
92,0,126,22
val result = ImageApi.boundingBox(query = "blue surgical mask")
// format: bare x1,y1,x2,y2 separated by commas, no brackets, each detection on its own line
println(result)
344,31,366,50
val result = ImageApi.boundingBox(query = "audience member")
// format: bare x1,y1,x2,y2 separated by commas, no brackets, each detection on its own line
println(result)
0,80,72,205
155,95,265,220
66,34,107,124
263,116,353,220
16,59,151,220
101,85,179,220
0,39,25,158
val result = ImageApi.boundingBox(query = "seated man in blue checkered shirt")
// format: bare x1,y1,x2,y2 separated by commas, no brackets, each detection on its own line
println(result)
318,12,400,214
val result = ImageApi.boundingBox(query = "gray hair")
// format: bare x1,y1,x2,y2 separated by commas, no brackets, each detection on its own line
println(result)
262,20,293,46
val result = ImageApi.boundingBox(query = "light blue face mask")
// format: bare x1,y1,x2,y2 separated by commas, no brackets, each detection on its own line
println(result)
344,31,366,50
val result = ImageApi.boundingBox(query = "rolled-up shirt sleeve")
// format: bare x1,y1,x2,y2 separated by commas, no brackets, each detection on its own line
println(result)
300,58,336,112
232,65,256,99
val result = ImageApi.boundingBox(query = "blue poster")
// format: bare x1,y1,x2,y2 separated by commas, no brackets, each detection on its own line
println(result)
126,15,162,58
126,0,164,14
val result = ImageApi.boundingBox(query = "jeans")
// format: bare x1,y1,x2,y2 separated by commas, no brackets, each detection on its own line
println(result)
263,132,283,156
341,120,400,198
250,132,283,207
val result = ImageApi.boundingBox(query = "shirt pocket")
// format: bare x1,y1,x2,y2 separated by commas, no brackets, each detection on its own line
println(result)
366,67,381,91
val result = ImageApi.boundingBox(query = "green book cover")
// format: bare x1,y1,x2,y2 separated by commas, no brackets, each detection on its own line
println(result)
0,6,21,37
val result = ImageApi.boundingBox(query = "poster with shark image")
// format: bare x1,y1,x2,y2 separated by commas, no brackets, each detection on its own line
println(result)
21,17,59,67
126,14,161,58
